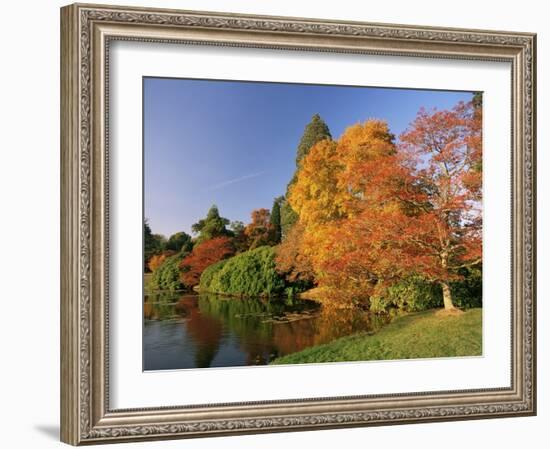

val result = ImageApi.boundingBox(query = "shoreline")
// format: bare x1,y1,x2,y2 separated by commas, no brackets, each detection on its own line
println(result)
270,308,482,365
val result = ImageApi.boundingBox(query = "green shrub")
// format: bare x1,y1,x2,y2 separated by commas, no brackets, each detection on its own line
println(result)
370,267,482,313
148,252,187,292
450,266,482,309
370,276,442,313
199,259,229,292
204,246,286,296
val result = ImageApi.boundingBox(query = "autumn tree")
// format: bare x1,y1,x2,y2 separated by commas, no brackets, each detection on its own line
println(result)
180,236,235,287
289,102,482,311
397,100,482,310
281,114,332,238
244,208,276,249
147,253,165,273
288,139,345,226
191,205,232,245
279,200,298,241
147,251,175,272
144,219,166,271
275,222,315,284
288,120,399,301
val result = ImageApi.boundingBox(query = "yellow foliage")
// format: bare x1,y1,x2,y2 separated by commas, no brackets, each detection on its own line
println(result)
288,139,344,226
286,119,397,297
338,120,394,163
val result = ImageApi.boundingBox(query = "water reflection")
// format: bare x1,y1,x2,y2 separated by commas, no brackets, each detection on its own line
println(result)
143,293,389,370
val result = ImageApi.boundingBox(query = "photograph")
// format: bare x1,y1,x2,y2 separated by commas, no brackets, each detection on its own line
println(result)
143,78,483,371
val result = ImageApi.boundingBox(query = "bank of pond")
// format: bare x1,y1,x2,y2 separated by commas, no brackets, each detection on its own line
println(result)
271,308,482,365
143,291,481,370
144,245,482,370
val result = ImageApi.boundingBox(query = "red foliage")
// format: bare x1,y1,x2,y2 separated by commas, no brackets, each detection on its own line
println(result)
333,102,480,307
244,208,276,249
179,237,234,287
289,101,482,309
275,222,315,283
397,100,482,277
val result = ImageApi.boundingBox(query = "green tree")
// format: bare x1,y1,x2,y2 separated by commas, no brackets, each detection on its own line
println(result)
230,221,245,233
472,91,483,110
165,231,192,253
270,197,283,244
152,234,167,251
144,219,163,271
282,114,332,238
230,220,249,253
295,113,332,165
191,205,232,244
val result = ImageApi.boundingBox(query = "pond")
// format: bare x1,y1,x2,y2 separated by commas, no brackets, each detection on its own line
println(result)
143,292,389,370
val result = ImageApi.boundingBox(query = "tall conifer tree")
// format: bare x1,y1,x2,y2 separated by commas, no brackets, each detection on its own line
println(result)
270,197,283,244
281,114,332,238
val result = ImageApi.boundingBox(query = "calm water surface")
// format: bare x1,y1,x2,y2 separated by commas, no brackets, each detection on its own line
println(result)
144,292,389,370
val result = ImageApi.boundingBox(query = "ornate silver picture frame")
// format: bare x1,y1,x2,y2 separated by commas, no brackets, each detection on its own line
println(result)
60,3,536,445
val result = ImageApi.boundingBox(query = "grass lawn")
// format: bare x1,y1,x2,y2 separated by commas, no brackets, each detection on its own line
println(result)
271,308,482,365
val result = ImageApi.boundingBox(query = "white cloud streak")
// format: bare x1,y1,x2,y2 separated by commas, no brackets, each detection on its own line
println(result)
206,171,265,191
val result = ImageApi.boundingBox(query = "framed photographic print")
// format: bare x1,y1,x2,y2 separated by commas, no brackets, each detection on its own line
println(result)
60,3,537,445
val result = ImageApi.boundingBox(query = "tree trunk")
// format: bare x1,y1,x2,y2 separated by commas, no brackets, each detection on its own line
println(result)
441,281,456,310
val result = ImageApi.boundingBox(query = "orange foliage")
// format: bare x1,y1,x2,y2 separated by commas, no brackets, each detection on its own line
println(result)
275,222,315,283
286,102,482,309
244,208,276,249
180,237,234,287
287,120,402,298
396,101,482,281
147,250,175,272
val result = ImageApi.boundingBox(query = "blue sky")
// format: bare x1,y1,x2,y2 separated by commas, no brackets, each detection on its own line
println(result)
144,77,474,237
